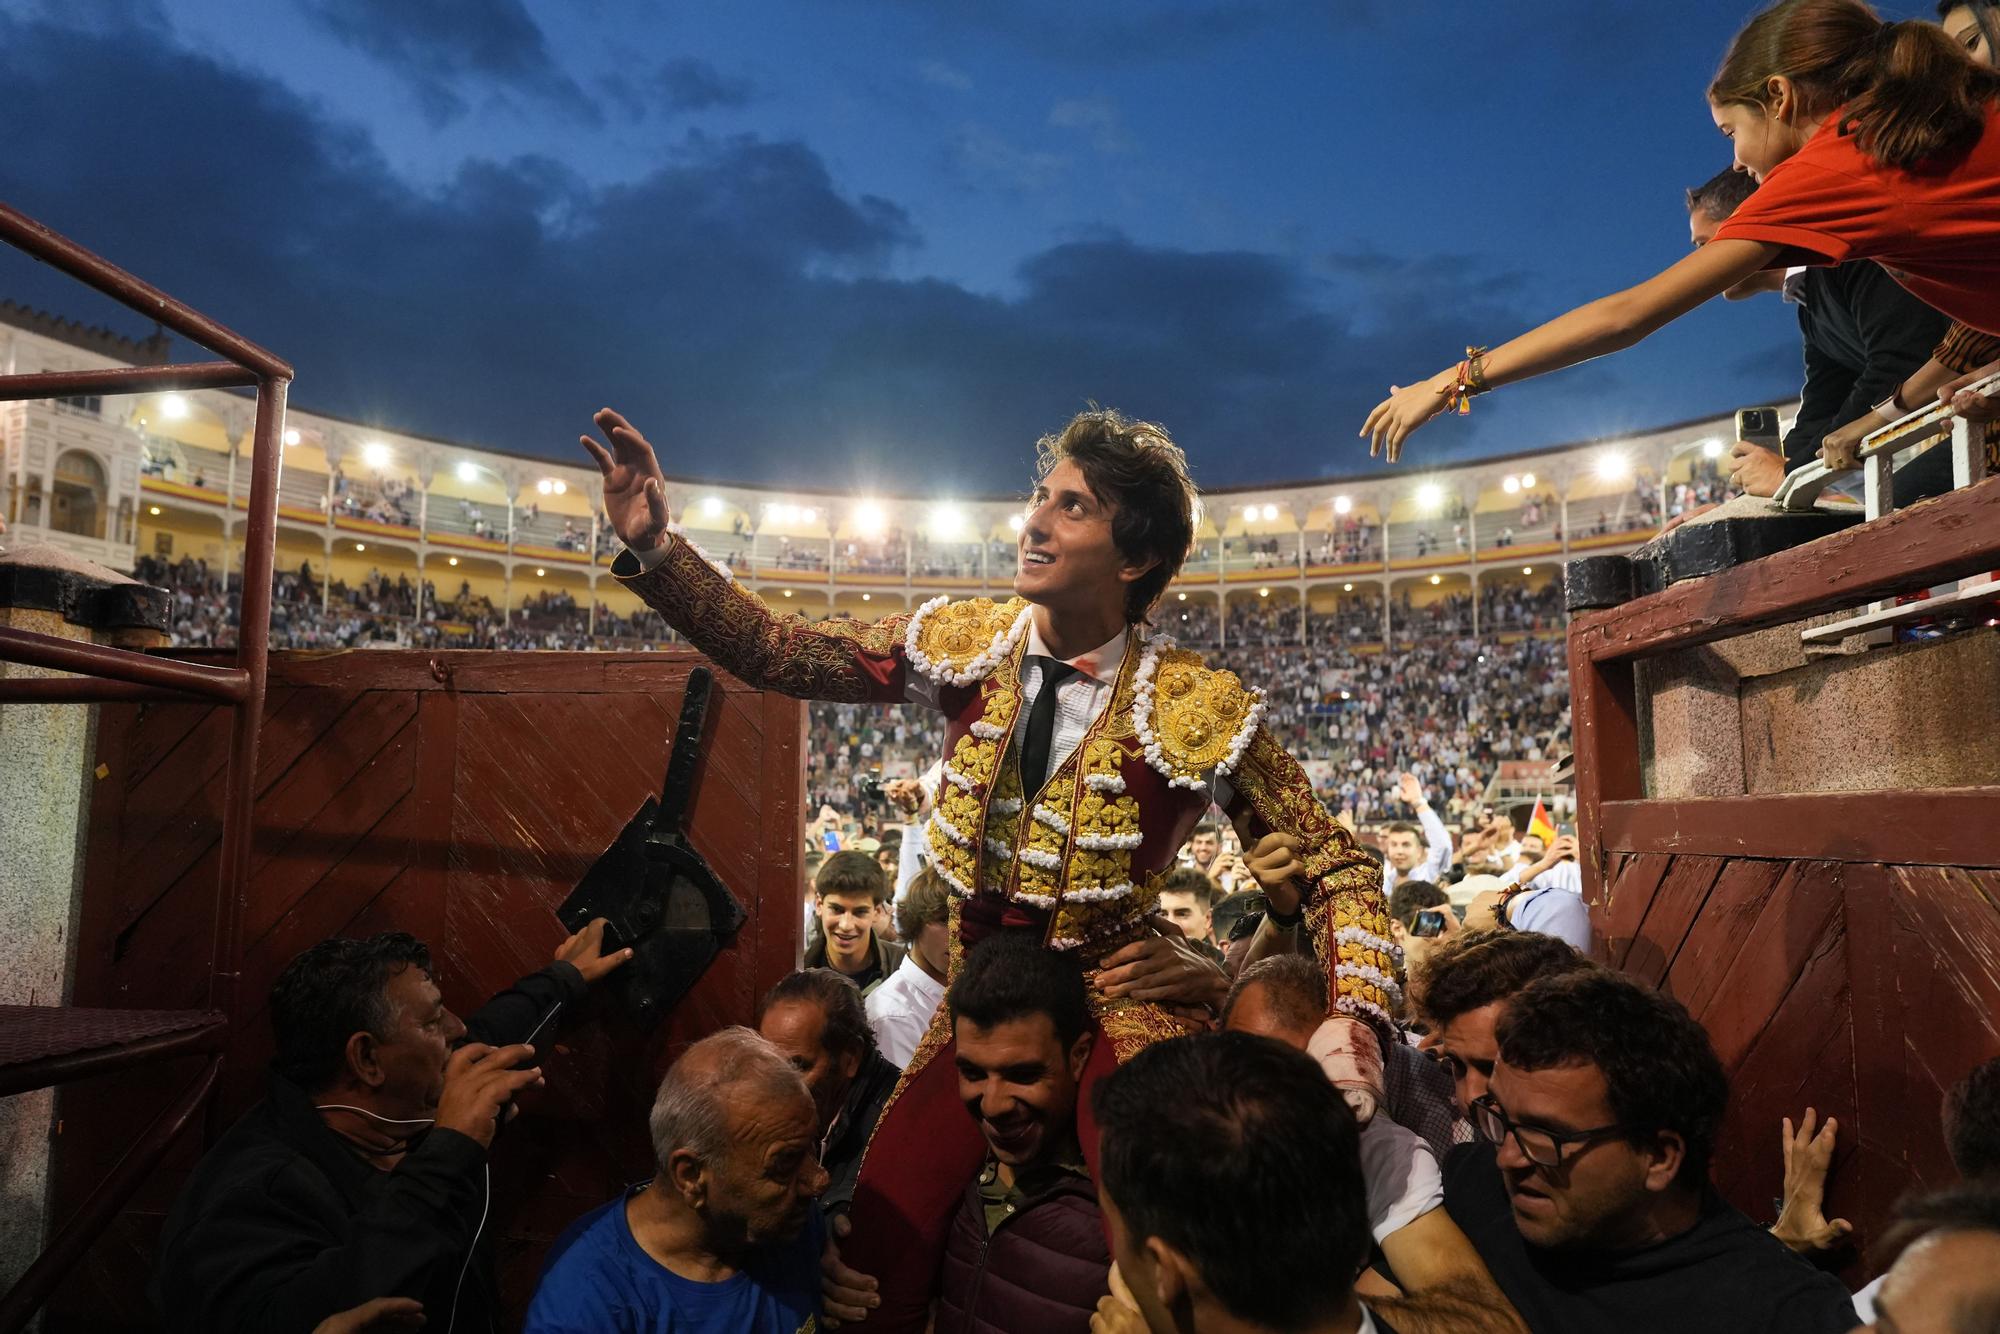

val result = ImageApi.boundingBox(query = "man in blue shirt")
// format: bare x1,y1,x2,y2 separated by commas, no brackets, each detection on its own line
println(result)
525,1027,828,1334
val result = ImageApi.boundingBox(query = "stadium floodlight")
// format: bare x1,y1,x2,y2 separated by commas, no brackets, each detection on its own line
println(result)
447,556,458,566
1429,574,1442,585
1596,451,1630,482
148,505,161,516
1701,438,1725,459
161,393,189,420
1177,592,1187,601
1261,503,1278,522
861,593,872,602
1343,582,1353,592
801,507,818,525
930,503,965,538
1520,472,1536,489
355,543,366,552
1340,689,1352,700
1333,494,1353,515
1259,587,1270,598
456,461,478,482
1008,513,1025,533
536,567,546,577
1242,505,1260,523
702,496,724,518
283,429,301,447
1416,482,1443,511
1502,475,1521,494
1522,566,1534,575
361,441,391,469
854,502,886,538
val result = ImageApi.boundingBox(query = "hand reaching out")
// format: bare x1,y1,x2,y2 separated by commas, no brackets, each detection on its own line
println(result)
579,408,671,553
1772,1108,1852,1254
1397,772,1425,808
555,916,635,985
1362,372,1455,462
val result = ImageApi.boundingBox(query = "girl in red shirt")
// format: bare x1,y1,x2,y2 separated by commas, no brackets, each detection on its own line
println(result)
1365,0,2000,461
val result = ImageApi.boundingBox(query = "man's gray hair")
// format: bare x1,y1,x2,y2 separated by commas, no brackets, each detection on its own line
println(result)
648,1026,807,1177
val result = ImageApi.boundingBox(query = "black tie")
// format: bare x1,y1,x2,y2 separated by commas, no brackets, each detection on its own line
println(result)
1020,657,1080,796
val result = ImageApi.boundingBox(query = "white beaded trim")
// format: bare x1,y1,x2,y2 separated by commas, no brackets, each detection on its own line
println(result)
941,765,977,793
1074,831,1143,851
1334,995,1394,1028
1016,846,1063,871
985,836,1015,863
1335,960,1398,995
1215,686,1268,781
1084,774,1126,795
666,523,736,581
1335,925,1399,957
930,811,972,849
904,597,1034,686
1032,805,1071,834
1131,636,1205,792
931,854,973,896
1048,935,1085,951
1012,890,1058,909
971,720,1007,741
989,797,1024,817
1062,881,1133,902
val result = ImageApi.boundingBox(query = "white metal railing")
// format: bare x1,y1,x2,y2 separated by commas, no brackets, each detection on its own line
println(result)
1771,369,1998,644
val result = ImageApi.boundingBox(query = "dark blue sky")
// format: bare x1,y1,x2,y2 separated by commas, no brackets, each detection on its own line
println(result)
0,0,1936,493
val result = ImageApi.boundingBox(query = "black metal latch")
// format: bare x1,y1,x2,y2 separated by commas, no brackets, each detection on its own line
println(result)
556,666,746,1028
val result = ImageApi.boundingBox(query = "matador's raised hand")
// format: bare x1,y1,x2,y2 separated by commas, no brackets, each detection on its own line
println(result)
580,407,671,553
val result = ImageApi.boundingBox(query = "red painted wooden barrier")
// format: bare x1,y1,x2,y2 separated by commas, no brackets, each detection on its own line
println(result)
48,649,804,1330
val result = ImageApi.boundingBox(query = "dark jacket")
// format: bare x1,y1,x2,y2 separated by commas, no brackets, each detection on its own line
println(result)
803,930,906,998
935,1156,1109,1334
153,963,585,1334
821,1050,901,1216
1785,261,1949,469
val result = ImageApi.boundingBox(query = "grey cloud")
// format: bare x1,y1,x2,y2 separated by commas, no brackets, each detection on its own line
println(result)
0,6,1561,490
659,57,756,112
295,0,599,126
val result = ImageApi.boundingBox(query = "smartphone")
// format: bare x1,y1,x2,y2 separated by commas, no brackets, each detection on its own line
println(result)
1412,909,1448,938
821,828,841,853
1735,406,1783,453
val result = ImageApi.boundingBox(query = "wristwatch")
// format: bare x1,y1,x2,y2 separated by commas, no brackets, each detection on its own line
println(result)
1871,386,1912,420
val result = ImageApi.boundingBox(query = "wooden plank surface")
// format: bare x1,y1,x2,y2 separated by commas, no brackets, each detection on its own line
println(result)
52,649,804,1331
1599,790,2000,867
1570,473,2000,664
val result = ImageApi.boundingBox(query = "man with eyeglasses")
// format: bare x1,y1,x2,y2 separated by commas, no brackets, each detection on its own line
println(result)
1439,970,1857,1334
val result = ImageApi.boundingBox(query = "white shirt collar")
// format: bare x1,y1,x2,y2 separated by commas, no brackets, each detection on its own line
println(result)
1023,618,1129,687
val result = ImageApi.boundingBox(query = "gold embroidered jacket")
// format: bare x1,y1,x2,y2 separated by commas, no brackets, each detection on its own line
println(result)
614,531,1395,1025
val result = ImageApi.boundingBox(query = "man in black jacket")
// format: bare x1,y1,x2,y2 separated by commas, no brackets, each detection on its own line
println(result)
755,967,901,1217
154,921,630,1333
1685,168,1949,496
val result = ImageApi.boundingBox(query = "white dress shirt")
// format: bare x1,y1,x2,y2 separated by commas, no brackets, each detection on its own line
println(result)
1381,800,1454,896
866,951,947,1070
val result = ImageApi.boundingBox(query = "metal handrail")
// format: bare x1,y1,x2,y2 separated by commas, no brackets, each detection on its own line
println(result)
0,200,291,1327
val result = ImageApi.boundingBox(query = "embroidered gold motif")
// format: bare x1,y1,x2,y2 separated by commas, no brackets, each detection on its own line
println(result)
911,597,1031,682
1226,727,1395,1025
1147,650,1259,779
622,536,908,702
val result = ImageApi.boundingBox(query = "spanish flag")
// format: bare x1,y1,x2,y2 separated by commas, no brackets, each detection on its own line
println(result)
1527,800,1559,845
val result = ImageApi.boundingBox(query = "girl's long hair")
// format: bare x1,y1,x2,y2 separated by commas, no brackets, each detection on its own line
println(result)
1712,0,2000,170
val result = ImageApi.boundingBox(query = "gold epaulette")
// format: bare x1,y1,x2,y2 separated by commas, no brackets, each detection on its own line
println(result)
905,595,1033,686
1135,645,1267,788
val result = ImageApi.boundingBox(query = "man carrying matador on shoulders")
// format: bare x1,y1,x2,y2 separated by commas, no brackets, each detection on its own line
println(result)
582,405,1396,1329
